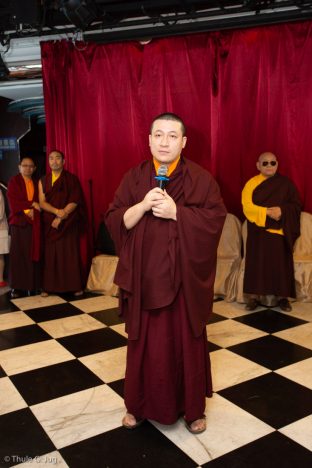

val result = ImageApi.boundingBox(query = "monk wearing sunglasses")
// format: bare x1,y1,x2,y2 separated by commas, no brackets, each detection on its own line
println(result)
242,152,301,312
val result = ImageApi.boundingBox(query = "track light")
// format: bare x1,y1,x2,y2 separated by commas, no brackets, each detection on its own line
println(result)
60,0,98,30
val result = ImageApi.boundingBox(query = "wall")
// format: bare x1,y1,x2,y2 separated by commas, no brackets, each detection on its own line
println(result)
0,96,29,185
0,96,46,184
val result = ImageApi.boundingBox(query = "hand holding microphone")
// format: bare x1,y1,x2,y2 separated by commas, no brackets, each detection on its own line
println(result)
141,165,170,212
142,187,166,212
150,165,176,219
123,165,176,229
151,189,177,220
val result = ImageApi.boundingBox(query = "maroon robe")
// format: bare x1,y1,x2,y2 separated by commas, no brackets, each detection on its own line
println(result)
105,158,226,424
41,170,86,293
244,173,301,298
7,174,41,290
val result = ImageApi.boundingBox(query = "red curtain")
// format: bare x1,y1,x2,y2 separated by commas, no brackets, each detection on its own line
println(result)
41,21,312,257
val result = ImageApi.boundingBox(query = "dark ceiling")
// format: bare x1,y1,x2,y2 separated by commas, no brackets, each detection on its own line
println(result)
1,1,312,45
0,1,312,98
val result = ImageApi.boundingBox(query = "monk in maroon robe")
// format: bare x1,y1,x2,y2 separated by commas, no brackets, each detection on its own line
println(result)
7,157,41,297
39,150,86,296
242,152,301,312
105,113,226,433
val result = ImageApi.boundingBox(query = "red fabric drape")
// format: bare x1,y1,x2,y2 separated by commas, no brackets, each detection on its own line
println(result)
41,21,312,259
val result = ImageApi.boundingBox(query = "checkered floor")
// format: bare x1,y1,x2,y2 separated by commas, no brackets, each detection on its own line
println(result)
0,290,311,468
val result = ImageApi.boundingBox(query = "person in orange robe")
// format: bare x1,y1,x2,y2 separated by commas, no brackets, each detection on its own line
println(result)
106,113,227,434
7,157,41,298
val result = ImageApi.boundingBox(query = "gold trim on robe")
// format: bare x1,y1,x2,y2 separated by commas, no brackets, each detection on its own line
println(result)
242,174,284,236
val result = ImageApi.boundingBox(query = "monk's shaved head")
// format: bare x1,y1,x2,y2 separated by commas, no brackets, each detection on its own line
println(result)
258,152,277,163
256,152,278,178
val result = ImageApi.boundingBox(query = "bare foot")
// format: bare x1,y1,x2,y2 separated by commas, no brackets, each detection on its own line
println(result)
122,412,143,429
190,418,206,433
184,416,206,434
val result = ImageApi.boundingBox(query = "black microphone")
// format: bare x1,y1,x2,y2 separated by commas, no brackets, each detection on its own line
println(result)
155,164,170,190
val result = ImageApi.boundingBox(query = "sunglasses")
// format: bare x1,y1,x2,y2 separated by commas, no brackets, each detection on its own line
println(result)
261,161,277,167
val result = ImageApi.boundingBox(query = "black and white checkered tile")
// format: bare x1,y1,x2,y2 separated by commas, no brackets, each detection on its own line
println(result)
0,291,311,467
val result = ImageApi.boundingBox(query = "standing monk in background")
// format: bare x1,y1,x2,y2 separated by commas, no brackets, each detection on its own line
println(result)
105,113,226,434
7,157,41,298
39,150,86,297
242,152,301,312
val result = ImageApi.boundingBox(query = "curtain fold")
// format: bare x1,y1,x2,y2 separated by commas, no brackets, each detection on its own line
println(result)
41,21,312,260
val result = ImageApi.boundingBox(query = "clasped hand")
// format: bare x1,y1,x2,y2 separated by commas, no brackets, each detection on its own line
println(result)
142,187,177,220
26,202,41,220
56,208,68,220
51,208,68,229
267,206,282,221
32,202,41,212
26,209,34,220
51,217,62,229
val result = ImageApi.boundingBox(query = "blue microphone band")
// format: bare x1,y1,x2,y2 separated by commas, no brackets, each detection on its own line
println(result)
155,175,170,190
155,176,170,182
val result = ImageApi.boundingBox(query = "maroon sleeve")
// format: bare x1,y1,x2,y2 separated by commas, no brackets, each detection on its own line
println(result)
7,175,36,226
280,179,301,251
42,171,87,241
105,167,147,339
177,165,227,336
105,169,137,255
7,175,41,260
8,176,32,213
61,172,87,233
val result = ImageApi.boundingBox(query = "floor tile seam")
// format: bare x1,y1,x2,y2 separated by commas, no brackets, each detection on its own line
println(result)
215,368,312,392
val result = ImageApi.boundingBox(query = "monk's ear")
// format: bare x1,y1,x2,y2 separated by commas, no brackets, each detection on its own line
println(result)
182,136,187,148
256,161,261,171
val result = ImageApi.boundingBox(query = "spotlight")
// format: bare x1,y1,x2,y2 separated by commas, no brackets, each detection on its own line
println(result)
60,0,97,30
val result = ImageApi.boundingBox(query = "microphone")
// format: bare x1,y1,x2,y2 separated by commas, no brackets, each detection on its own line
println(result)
155,164,170,190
